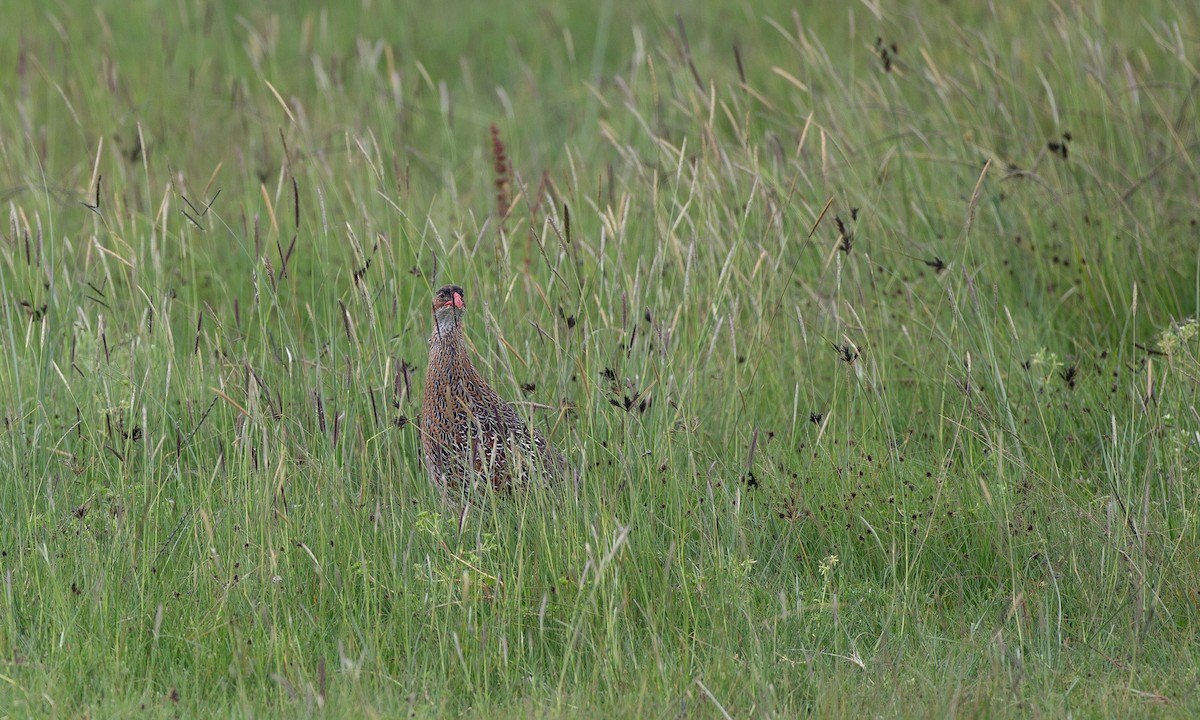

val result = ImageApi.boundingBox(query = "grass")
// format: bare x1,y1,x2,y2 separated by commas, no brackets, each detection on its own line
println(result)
1,0,1198,716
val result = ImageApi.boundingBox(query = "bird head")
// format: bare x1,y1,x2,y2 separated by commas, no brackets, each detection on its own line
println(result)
431,284,466,334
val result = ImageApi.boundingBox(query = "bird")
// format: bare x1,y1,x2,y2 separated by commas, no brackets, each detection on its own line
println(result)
420,283,568,502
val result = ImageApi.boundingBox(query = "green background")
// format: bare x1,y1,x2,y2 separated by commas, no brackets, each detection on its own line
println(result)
1,0,1198,716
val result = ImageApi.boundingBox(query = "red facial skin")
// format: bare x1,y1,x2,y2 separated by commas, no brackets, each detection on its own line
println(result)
433,288,465,312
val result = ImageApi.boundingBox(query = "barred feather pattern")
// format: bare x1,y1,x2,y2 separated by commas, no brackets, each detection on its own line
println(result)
420,285,567,501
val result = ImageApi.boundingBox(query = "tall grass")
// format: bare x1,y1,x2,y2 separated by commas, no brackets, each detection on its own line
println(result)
1,0,1198,716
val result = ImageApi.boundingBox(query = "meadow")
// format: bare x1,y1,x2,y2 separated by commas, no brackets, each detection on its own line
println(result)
1,0,1198,716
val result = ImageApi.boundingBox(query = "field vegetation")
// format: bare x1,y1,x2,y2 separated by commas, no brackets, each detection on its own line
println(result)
1,0,1198,716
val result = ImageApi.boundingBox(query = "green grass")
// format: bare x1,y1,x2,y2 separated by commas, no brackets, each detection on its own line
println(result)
2,0,1199,716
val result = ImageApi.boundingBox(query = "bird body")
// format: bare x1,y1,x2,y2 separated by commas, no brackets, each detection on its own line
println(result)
420,284,566,501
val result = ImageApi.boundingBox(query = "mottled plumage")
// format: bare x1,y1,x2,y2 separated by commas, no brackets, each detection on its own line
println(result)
420,284,567,501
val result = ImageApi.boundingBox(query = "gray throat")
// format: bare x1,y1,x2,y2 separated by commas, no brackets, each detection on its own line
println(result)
431,313,465,352
434,312,458,337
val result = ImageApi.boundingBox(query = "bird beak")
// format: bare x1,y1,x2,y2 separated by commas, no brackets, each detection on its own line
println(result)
452,292,464,308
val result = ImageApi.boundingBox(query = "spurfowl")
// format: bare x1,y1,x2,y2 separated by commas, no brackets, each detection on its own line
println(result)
420,284,567,500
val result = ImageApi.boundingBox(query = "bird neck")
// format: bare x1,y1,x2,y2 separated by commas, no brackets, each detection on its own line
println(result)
430,318,468,359
433,307,467,337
